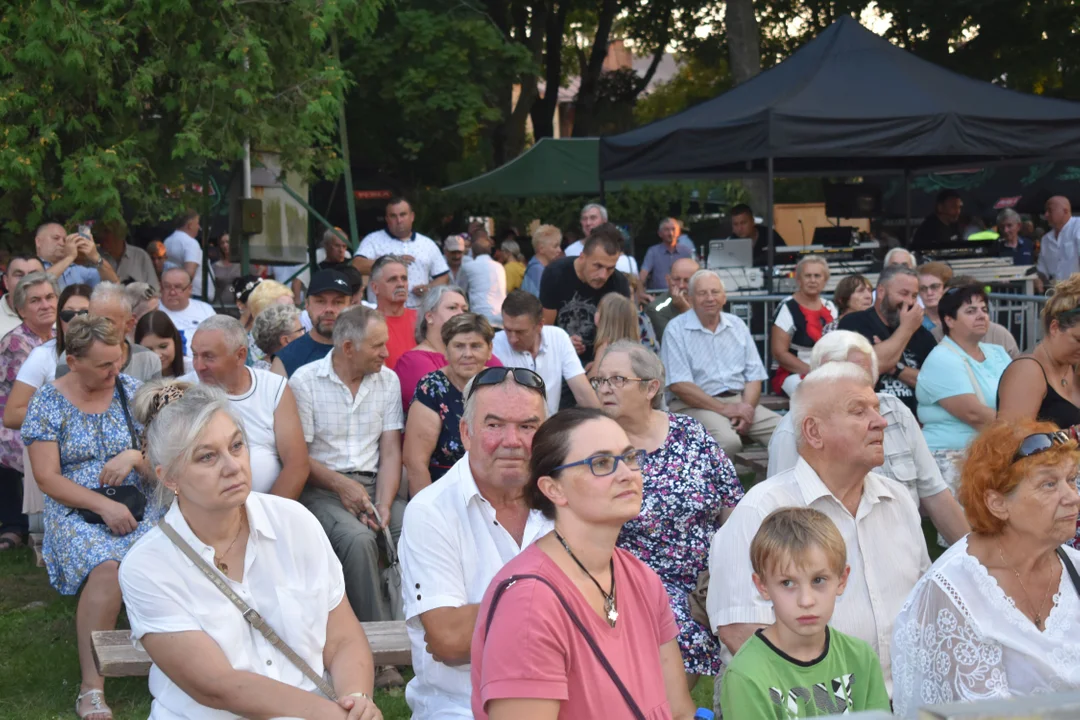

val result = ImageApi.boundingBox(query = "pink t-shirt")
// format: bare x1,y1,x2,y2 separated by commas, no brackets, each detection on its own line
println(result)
471,543,678,720
394,348,502,412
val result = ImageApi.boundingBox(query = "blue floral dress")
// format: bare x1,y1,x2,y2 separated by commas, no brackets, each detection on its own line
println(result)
617,413,744,675
22,375,165,595
414,370,465,482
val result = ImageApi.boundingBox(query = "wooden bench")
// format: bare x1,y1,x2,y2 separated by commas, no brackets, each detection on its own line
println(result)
732,446,770,476
759,395,790,413
92,621,411,677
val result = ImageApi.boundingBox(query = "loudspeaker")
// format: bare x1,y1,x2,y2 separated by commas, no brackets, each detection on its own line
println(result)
236,198,263,235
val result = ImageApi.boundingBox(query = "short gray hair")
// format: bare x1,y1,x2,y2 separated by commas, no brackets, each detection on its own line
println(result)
12,271,58,311
581,203,608,222
134,381,246,505
997,208,1021,226
598,339,666,409
415,284,466,343
882,247,916,269
659,217,681,232
877,263,918,289
795,255,830,279
461,371,548,432
809,330,879,383
195,314,248,352
688,268,725,296
322,227,345,250
790,362,873,448
332,304,382,349
125,282,158,318
252,303,301,357
371,254,407,283
90,281,133,314
500,239,524,262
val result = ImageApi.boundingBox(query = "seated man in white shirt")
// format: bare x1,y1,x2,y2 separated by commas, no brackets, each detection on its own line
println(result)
398,366,552,719
707,362,931,692
767,330,969,545
183,315,309,499
493,290,597,416
159,267,216,356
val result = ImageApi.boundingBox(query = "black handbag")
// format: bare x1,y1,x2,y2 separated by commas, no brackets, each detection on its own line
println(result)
74,379,147,525
484,573,647,720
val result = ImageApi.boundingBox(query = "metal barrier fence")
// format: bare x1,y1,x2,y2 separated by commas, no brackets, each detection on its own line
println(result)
726,292,1048,387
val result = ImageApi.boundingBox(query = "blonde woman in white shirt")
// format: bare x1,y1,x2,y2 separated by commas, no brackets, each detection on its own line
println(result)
118,381,382,720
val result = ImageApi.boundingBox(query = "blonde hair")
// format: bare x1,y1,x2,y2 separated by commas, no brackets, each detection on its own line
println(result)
750,507,847,578
916,261,953,285
246,279,294,318
531,224,562,250
795,255,830,280
593,293,638,351
1042,273,1080,334
64,315,124,358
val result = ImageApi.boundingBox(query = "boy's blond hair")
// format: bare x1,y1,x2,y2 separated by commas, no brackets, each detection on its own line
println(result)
750,507,847,578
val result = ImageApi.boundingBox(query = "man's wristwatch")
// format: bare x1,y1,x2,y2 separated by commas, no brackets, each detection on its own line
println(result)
94,256,105,267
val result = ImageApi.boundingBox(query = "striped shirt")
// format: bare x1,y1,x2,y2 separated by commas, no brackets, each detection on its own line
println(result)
660,310,767,396
357,230,450,308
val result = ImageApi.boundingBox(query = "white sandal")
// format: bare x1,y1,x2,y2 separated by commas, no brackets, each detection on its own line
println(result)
75,688,113,720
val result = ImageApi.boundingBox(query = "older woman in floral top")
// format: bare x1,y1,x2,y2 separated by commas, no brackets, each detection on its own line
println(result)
0,272,58,551
596,340,744,686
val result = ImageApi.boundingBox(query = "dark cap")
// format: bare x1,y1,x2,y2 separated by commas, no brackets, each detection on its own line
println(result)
308,269,352,296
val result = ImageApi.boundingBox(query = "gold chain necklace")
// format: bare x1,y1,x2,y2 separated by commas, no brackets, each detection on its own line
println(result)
214,513,246,574
998,543,1056,629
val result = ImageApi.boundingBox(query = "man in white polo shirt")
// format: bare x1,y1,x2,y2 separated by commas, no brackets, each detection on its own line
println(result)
493,290,597,416
398,367,551,719
353,196,449,308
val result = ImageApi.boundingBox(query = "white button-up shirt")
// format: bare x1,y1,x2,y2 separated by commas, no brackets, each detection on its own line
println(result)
1037,216,1080,283
459,254,507,325
661,310,768,397
491,325,585,416
706,457,930,692
398,455,554,719
119,493,346,720
288,351,404,473
766,393,948,505
357,230,450,308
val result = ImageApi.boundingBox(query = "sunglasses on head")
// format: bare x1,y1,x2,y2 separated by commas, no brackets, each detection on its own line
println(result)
59,309,89,323
1013,431,1073,463
466,366,546,401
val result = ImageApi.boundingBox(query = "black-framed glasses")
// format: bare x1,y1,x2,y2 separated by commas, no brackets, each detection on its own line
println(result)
466,366,546,401
1013,431,1072,463
590,375,646,391
552,449,647,477
59,309,88,323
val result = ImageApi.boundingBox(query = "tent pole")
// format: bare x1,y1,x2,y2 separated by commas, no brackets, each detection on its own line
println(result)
903,168,912,249
766,157,775,294
599,179,606,207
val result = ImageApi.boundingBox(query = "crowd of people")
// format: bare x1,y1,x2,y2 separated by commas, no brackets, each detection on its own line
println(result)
1,194,1080,720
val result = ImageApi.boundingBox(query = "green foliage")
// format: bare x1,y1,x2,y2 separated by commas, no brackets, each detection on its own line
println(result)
0,0,383,241
634,54,733,126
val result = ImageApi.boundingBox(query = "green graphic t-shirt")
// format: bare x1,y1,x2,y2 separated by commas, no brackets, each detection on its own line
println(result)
720,627,890,718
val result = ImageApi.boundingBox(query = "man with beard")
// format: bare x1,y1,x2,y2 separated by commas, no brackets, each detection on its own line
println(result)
271,270,353,378
838,264,937,414
370,255,416,369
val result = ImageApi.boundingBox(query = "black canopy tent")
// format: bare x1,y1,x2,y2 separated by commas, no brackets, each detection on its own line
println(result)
599,16,1080,280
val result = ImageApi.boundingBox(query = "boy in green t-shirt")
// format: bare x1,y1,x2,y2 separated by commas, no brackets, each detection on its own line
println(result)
720,507,891,718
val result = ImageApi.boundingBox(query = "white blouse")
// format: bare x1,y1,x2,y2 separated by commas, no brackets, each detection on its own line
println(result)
119,493,346,720
891,536,1080,718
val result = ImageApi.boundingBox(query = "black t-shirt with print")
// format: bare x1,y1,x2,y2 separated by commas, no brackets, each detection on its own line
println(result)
837,307,937,414
538,256,631,364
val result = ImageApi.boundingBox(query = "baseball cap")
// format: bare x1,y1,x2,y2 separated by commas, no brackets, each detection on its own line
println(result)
444,236,465,252
308,269,352,296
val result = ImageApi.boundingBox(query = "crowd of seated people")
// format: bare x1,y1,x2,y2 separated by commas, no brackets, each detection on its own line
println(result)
5,196,1080,720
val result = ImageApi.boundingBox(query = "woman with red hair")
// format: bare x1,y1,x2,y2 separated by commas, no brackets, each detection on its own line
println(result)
891,420,1080,717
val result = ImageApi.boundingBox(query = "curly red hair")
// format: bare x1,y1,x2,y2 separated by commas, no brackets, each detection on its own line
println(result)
959,420,1080,535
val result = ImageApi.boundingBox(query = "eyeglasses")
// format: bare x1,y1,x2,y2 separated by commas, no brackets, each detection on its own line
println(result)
59,309,89,323
590,375,646,391
1013,431,1072,463
162,283,190,293
466,366,546,401
552,449,647,477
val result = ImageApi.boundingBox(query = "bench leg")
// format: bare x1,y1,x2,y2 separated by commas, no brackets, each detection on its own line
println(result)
28,533,44,568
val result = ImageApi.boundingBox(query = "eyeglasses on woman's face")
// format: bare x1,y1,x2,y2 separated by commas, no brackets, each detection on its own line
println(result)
551,448,647,477
589,375,646,391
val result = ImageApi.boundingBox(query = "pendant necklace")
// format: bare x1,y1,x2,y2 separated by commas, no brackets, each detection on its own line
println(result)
214,513,245,574
554,530,618,626
998,542,1055,629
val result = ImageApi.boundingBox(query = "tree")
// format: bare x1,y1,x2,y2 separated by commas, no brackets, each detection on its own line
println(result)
0,0,382,241
634,54,732,126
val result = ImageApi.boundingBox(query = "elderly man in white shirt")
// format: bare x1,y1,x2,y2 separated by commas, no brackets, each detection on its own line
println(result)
354,197,449,308
767,330,970,545
708,361,931,693
398,366,552,719
661,269,780,455
1037,195,1080,286
458,236,506,326
492,290,597,416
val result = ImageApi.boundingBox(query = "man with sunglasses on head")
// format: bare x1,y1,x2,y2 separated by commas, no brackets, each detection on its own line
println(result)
398,366,553,719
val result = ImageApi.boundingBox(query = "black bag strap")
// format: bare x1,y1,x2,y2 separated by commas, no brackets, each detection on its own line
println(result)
1057,547,1080,596
484,573,646,720
115,377,140,450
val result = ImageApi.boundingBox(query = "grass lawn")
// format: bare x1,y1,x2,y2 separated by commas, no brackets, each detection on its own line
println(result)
0,546,715,718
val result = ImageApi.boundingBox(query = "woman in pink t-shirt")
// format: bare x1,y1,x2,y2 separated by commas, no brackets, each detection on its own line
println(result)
470,408,696,720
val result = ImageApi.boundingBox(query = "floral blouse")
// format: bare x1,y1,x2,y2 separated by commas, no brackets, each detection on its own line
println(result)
414,370,465,482
0,323,54,471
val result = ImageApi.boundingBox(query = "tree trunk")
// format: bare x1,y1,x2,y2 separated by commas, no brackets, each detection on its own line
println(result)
571,0,618,137
530,1,568,139
725,0,766,211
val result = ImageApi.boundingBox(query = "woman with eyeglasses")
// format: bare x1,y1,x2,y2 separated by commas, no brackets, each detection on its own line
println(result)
471,407,696,720
593,340,743,689
891,420,1080,717
915,284,1012,494
404,313,495,496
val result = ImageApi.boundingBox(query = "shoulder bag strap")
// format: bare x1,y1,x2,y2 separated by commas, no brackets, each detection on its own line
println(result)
940,339,987,406
484,573,647,720
1057,547,1080,597
159,521,338,700
115,378,140,450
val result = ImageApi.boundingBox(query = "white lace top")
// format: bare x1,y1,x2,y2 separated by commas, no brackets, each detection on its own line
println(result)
891,536,1080,717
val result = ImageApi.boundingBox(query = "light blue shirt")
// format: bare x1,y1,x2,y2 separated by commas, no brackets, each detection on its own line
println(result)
41,259,102,290
916,336,1012,451
660,310,768,397
521,255,544,297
